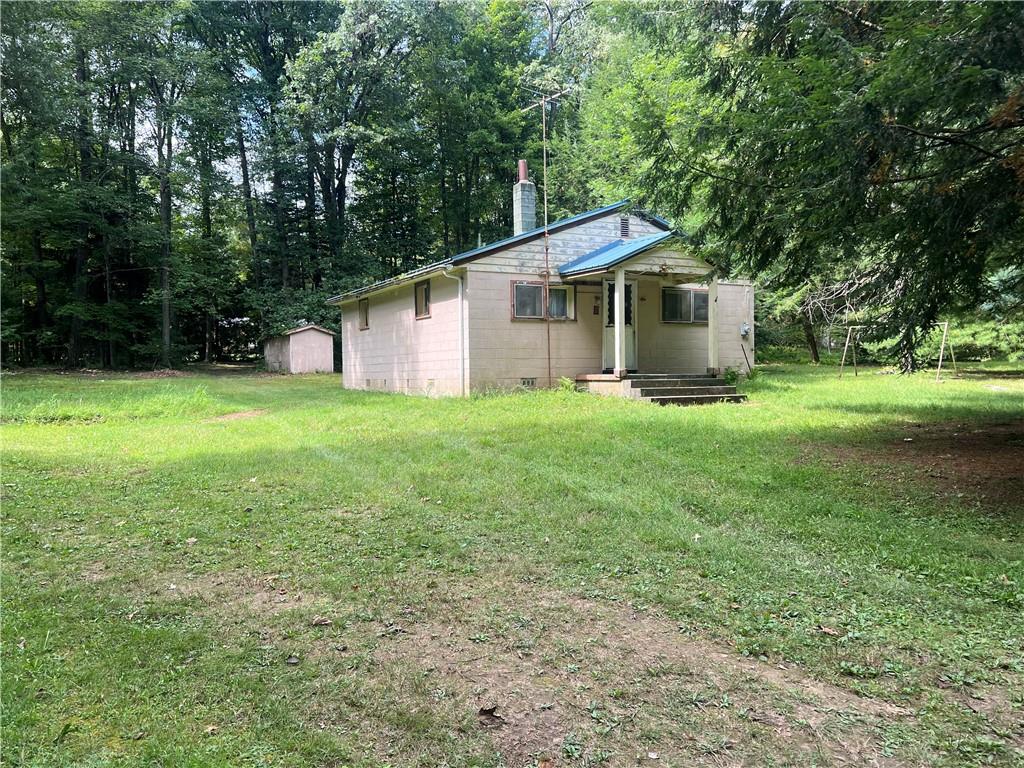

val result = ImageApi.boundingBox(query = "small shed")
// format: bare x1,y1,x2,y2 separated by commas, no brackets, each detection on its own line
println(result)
264,325,335,374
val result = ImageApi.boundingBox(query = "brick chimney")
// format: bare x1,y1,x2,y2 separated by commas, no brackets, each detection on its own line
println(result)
512,159,536,235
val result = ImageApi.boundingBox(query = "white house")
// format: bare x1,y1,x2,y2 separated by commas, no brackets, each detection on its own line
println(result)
328,162,754,404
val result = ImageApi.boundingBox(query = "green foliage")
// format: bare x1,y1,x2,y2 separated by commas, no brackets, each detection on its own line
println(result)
864,319,1024,364
568,1,1024,370
1,1,546,368
6,1,1021,373
247,287,342,340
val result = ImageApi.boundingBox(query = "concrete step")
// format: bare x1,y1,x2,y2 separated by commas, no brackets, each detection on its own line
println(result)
628,378,726,388
626,373,711,379
638,386,738,397
646,393,748,406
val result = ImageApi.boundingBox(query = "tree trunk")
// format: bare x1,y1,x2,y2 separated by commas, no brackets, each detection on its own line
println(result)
199,142,213,239
32,230,48,338
897,329,918,374
439,150,450,256
266,101,289,289
156,117,173,368
70,44,93,368
236,122,259,283
204,312,211,363
336,143,354,263
126,86,137,213
304,130,319,288
273,162,289,288
801,313,820,364
104,235,115,368
200,140,214,363
318,138,339,264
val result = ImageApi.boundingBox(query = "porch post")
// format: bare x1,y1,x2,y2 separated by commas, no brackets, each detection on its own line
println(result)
708,275,720,375
614,267,626,377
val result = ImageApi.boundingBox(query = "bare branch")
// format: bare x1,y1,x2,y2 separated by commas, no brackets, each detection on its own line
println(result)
891,123,1004,160
825,2,884,33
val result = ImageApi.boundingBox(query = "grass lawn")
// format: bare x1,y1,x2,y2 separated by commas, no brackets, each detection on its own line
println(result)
3,364,1022,767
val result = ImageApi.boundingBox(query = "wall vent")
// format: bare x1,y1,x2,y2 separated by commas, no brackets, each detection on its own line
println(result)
520,377,537,389
619,215,630,239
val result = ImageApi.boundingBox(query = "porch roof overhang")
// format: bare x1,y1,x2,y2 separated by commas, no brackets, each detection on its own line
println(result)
558,231,714,281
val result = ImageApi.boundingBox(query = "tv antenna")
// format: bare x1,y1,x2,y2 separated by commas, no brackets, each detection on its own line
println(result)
521,86,572,387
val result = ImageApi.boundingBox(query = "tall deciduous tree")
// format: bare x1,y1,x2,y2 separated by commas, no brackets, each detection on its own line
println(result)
0,0,557,362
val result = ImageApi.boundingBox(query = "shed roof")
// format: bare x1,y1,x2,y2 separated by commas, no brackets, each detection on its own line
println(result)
279,324,335,337
558,231,678,277
326,200,671,304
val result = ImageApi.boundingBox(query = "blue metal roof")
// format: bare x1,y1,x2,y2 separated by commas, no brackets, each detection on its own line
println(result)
327,199,673,303
450,199,637,264
558,231,677,277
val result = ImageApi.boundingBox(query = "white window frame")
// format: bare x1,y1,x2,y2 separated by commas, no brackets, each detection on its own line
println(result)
692,290,709,323
547,284,576,321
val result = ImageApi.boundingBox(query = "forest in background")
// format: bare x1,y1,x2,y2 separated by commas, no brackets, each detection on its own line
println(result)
2,0,1022,370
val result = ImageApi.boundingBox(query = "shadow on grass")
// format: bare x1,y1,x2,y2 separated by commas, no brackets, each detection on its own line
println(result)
956,369,1024,379
7,368,1024,767
802,393,1023,425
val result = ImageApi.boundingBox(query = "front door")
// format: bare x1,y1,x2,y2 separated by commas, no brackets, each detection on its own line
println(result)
602,279,637,372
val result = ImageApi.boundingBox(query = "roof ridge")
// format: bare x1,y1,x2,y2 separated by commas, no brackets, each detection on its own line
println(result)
327,200,674,304
449,199,632,264
283,324,336,336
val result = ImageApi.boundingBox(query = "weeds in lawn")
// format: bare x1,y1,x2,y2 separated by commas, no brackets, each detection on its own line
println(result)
2,365,1022,767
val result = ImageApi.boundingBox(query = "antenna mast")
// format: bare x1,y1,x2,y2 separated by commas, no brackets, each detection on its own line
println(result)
521,87,570,388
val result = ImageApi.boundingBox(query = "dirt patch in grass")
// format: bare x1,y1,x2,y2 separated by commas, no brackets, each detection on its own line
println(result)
80,560,110,583
205,409,268,422
374,581,912,767
938,678,1024,751
810,419,1024,512
132,369,189,379
154,570,318,616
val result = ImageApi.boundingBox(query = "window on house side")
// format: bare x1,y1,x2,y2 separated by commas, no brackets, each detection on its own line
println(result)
692,290,709,323
661,287,691,323
513,282,544,319
661,287,709,323
547,285,575,319
415,280,431,319
358,298,369,329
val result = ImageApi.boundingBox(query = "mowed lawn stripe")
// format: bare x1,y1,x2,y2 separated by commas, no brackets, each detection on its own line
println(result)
2,366,1022,766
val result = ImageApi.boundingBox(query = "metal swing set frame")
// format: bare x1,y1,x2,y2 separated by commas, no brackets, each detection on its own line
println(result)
838,322,958,382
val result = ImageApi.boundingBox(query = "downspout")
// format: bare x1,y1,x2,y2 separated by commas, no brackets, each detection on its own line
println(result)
441,267,466,396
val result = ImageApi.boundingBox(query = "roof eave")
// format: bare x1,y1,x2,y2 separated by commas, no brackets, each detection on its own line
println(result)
325,261,456,305
326,200,675,303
